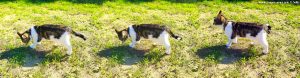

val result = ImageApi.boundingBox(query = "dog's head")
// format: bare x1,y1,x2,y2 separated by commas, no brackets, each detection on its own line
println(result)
213,10,227,27
115,29,128,43
17,31,31,44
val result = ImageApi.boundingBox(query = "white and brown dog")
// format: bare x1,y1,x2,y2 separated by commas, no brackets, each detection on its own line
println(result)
115,24,181,55
17,24,86,55
213,10,271,54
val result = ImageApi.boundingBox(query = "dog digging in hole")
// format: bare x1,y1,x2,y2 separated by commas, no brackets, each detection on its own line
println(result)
17,24,86,55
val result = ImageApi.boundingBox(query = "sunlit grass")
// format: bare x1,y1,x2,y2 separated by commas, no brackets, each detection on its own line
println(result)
0,0,299,77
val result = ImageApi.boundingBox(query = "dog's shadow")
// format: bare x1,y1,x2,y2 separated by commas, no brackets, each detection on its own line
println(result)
197,45,261,64
97,45,166,65
0,46,67,67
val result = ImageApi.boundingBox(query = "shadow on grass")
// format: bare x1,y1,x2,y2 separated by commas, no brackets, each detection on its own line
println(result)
0,46,68,67
98,45,166,65
197,45,261,64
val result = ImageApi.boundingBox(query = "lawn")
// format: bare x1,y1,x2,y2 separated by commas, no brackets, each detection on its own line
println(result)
0,0,299,77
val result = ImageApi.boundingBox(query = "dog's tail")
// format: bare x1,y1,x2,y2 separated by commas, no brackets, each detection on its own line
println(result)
71,30,87,40
264,24,271,34
166,29,182,40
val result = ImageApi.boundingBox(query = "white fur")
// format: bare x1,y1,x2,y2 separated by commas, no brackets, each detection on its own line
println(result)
222,22,269,54
29,26,73,55
29,27,39,49
128,25,172,54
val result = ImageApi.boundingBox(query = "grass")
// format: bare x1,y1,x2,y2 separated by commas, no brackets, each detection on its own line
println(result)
0,0,299,77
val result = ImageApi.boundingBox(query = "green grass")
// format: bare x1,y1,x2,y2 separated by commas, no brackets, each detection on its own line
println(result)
0,0,299,77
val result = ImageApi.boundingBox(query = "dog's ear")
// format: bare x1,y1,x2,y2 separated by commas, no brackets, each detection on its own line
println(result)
267,25,271,34
17,32,22,37
218,10,222,14
115,29,119,33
